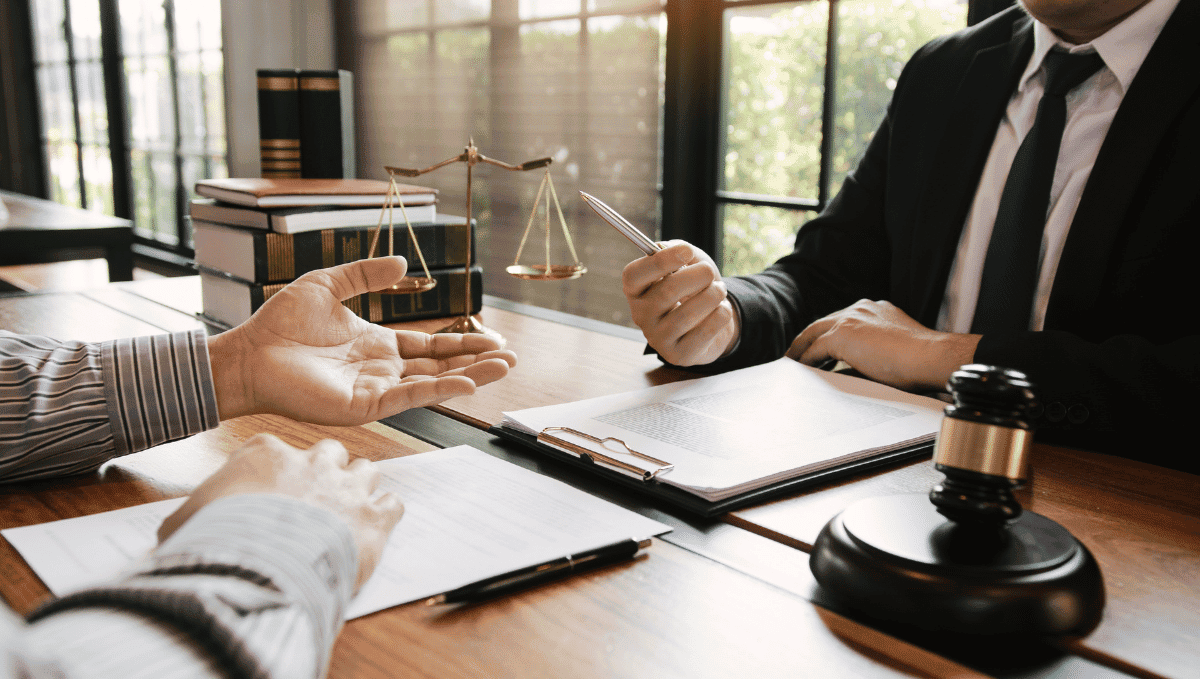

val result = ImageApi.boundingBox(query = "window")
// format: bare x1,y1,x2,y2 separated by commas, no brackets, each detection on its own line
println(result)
347,0,968,327
29,0,226,255
350,0,665,327
718,0,967,275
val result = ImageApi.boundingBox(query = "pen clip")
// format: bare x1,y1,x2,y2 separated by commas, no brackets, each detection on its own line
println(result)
538,427,674,481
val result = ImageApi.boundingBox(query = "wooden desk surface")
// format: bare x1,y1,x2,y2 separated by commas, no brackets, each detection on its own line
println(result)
383,301,1200,679
0,189,131,232
0,284,1002,679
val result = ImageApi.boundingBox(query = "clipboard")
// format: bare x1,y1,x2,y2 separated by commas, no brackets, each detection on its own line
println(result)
489,424,934,517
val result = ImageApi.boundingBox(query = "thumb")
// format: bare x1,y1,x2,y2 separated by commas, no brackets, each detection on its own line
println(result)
320,256,409,302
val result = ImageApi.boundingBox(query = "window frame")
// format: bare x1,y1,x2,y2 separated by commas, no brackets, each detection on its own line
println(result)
20,0,223,263
660,0,1009,269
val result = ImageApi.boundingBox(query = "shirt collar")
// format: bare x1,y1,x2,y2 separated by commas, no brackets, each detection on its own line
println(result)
1018,0,1180,96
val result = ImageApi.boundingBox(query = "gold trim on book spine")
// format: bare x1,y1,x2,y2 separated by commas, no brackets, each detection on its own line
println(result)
369,293,381,322
933,418,1031,481
341,233,361,266
322,231,335,268
262,283,288,303
265,233,295,281
260,139,301,149
257,76,298,90
260,149,301,159
446,222,467,264
261,160,301,170
299,77,340,91
343,295,363,318
262,171,301,179
449,270,465,314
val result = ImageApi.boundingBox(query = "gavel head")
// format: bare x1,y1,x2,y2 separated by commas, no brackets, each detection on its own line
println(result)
929,365,1038,528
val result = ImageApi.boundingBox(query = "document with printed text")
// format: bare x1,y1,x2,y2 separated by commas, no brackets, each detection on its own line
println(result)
1,446,671,619
500,358,946,502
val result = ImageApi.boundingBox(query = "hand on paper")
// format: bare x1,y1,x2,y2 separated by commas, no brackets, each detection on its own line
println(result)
785,299,980,391
158,434,403,590
622,240,740,366
206,256,517,424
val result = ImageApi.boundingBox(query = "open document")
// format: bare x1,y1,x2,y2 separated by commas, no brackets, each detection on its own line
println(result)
2,446,671,619
500,358,945,503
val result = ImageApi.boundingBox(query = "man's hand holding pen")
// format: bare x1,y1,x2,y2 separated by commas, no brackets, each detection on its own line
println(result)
621,241,740,367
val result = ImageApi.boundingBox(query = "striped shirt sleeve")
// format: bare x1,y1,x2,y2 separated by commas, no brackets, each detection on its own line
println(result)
8,494,357,679
0,329,220,483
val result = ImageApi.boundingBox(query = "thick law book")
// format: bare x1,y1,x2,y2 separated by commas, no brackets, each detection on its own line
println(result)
188,198,436,233
494,358,945,517
193,215,472,283
194,177,436,208
256,69,301,179
298,69,355,179
199,265,483,328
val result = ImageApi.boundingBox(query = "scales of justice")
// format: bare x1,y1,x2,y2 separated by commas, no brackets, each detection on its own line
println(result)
365,139,586,340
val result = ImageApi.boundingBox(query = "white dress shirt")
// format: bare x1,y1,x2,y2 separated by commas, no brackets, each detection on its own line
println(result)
937,0,1180,333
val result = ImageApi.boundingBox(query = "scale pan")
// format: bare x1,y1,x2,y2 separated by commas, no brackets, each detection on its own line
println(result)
376,277,437,294
506,264,586,281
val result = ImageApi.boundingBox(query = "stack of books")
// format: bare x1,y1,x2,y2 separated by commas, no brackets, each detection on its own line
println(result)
192,177,483,328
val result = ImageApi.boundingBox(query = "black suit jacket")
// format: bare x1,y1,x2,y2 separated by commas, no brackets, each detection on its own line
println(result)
716,4,1200,471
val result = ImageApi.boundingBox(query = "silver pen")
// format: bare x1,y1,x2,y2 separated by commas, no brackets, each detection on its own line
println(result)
579,191,662,256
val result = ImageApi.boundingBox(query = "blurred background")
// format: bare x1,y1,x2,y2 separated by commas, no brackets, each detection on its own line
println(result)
0,0,1002,327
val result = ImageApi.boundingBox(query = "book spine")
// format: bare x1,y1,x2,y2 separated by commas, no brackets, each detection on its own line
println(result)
298,69,355,179
240,219,474,283
255,266,483,323
257,69,301,179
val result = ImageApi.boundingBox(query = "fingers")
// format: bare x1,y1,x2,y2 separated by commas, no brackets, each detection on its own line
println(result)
401,349,518,377
376,374,478,415
785,317,831,362
309,438,349,468
395,331,506,359
621,241,695,298
313,256,409,302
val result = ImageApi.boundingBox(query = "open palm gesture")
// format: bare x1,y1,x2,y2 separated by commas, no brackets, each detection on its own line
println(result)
207,256,516,424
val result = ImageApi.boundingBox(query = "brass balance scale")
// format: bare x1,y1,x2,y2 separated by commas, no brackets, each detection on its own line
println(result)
365,139,586,340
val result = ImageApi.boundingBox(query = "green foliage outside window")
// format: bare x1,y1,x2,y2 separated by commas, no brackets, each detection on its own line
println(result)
722,0,967,276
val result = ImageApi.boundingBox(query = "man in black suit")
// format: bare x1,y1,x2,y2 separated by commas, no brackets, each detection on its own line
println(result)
622,0,1197,469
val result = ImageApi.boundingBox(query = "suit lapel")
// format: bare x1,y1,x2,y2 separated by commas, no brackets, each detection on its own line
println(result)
1048,0,1200,327
910,19,1034,327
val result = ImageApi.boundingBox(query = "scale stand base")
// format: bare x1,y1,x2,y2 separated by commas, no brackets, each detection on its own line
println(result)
436,315,506,346
810,494,1104,637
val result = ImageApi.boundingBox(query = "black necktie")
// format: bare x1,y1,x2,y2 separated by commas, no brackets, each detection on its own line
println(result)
970,49,1106,335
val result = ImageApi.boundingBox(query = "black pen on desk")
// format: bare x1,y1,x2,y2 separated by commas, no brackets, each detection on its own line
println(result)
426,537,653,605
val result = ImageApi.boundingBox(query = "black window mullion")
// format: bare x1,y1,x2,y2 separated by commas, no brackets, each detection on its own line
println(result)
817,0,838,209
661,0,724,259
163,0,186,249
60,0,87,209
98,0,131,221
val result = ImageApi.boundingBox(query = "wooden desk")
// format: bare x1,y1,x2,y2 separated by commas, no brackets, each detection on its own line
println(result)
0,283,1007,679
0,189,134,283
383,298,1199,679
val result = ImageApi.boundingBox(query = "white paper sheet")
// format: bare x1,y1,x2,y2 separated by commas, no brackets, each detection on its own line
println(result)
2,446,672,619
502,358,946,500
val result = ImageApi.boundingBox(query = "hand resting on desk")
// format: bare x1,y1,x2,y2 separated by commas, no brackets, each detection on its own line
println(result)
159,434,403,590
207,256,518,425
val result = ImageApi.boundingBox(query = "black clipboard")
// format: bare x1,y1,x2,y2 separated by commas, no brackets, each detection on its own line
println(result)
488,424,933,518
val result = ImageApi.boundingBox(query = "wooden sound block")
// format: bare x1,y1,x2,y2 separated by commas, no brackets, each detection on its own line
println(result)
810,493,1104,636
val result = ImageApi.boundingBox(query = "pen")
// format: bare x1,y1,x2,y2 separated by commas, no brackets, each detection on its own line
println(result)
426,537,653,605
579,191,662,256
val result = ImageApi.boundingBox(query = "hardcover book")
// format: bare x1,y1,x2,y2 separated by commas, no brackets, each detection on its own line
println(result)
193,215,472,283
298,69,355,179
194,178,436,208
256,69,301,179
188,198,436,233
199,265,484,328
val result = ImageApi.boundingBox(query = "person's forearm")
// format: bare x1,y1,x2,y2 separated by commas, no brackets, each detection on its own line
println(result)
16,494,357,679
0,330,219,483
